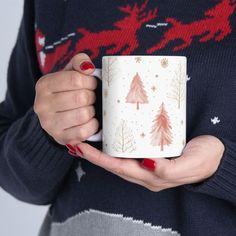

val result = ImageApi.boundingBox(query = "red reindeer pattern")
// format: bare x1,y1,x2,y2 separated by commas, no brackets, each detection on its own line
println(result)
35,30,72,74
36,0,157,74
73,0,157,59
147,0,236,53
35,0,235,74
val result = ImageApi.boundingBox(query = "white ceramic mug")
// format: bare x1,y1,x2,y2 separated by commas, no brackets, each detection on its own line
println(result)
88,56,187,158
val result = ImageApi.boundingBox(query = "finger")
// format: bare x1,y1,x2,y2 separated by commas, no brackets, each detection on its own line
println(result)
55,106,95,130
75,143,159,182
76,144,183,190
52,89,96,111
153,155,199,181
44,71,97,93
141,157,204,184
64,53,95,75
111,170,175,192
63,118,99,144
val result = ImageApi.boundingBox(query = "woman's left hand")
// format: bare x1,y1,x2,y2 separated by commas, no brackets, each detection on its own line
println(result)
74,135,225,192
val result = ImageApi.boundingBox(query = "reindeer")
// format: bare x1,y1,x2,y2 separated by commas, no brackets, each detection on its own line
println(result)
147,0,236,53
73,0,157,59
36,0,157,74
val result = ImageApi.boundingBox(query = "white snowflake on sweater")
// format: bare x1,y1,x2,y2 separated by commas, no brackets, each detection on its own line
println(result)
211,117,220,125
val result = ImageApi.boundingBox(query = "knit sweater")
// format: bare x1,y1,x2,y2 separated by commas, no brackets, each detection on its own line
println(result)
0,0,236,235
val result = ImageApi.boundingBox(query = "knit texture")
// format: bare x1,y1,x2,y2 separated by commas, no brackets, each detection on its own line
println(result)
0,0,236,235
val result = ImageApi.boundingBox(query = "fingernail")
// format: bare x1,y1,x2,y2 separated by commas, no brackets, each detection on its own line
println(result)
141,159,156,172
76,146,84,157
68,150,79,157
80,61,95,71
66,144,76,153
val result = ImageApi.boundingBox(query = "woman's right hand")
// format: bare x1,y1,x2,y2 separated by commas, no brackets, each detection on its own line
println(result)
34,53,99,146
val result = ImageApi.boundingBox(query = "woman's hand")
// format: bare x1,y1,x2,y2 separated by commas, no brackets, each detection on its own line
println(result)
34,53,99,148
75,135,225,191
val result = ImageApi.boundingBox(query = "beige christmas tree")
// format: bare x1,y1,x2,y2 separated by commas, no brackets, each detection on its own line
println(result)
150,103,173,151
103,57,117,86
168,63,185,109
125,72,148,110
112,120,136,153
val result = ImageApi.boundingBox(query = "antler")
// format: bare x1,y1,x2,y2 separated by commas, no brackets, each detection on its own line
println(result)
139,8,158,24
119,4,133,14
119,0,149,14
138,0,149,13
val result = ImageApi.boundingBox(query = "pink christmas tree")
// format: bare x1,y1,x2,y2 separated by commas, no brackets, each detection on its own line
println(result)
150,103,173,151
125,72,148,110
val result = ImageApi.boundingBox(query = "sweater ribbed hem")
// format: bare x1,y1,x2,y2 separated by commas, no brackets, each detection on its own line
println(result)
185,138,236,205
15,108,74,174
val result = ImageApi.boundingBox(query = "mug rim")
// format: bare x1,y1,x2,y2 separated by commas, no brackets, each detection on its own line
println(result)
103,55,187,59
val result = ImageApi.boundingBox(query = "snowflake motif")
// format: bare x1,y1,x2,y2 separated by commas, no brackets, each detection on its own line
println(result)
151,86,157,92
211,117,220,125
135,57,142,63
160,58,168,68
75,162,86,182
117,99,121,103
155,74,159,78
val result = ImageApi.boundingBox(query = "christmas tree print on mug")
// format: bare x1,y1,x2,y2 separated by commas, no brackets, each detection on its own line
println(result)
150,103,173,151
125,72,149,110
88,56,187,158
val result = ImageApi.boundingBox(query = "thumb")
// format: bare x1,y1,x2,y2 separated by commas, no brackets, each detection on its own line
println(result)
64,53,95,74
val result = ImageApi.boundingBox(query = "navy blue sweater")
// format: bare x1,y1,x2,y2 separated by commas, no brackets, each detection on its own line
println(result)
0,0,236,235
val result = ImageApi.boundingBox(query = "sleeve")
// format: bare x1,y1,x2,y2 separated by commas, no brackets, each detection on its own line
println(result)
0,0,74,205
184,69,236,206
185,137,236,206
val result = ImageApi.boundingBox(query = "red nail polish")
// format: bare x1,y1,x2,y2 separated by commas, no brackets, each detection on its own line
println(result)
76,146,84,157
80,61,95,71
66,144,76,152
68,150,79,157
141,159,156,172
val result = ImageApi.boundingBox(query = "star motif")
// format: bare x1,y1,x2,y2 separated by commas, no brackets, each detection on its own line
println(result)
135,57,142,63
117,99,120,103
181,120,184,125
155,74,159,78
151,86,157,92
103,110,107,116
211,117,220,125
75,162,86,182
140,132,145,138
